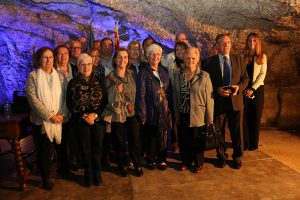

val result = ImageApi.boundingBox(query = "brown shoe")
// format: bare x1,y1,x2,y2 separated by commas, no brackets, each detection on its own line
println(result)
195,166,203,173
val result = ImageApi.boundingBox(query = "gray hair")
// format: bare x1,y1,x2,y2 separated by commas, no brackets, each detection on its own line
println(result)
77,53,92,66
146,44,162,59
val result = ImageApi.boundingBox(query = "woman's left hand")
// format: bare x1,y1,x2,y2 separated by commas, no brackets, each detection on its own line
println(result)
244,89,254,98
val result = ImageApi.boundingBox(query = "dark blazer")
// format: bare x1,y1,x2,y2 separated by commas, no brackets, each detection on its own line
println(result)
136,64,173,125
202,54,249,115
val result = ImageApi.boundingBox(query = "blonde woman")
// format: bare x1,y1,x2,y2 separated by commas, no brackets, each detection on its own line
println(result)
243,33,267,151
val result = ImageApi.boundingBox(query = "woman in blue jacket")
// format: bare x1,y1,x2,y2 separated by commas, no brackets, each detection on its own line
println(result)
136,44,173,170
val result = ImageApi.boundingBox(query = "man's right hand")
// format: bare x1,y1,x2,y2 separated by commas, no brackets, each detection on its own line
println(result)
217,86,231,97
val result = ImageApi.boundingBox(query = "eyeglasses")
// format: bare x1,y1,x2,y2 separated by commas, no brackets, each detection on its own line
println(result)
71,47,81,50
79,63,93,67
41,57,54,60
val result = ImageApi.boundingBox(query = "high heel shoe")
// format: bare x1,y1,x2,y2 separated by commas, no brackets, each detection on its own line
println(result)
136,167,144,177
159,162,167,170
195,166,203,173
148,162,156,170
181,165,187,171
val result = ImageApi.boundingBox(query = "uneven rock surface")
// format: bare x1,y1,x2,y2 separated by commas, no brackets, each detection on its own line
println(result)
0,0,299,127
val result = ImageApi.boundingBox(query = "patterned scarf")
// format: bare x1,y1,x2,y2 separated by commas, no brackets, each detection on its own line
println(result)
69,73,103,114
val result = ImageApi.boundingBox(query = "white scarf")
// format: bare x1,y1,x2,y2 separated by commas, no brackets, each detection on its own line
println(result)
37,68,62,144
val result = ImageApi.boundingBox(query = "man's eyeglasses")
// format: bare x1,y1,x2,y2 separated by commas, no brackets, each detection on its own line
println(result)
71,47,81,50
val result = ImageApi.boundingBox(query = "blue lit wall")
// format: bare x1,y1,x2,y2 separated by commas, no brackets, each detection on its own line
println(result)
0,0,174,106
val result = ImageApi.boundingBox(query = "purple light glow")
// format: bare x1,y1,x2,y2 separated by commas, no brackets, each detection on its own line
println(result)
0,0,174,107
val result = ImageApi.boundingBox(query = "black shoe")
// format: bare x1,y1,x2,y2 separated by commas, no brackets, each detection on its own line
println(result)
58,169,71,179
84,173,92,187
42,179,54,190
217,154,228,168
148,162,156,170
233,158,242,169
102,162,111,169
93,173,102,186
248,146,258,151
120,167,129,177
70,161,80,171
136,167,144,177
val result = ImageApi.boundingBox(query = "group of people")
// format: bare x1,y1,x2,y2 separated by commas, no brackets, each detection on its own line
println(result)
25,31,267,190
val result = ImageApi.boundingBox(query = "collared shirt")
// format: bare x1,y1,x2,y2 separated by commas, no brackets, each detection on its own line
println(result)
152,68,163,87
101,57,113,76
132,63,140,74
57,63,73,82
218,54,232,85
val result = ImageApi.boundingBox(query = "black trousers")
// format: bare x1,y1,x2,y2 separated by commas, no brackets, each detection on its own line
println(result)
111,122,127,169
144,123,167,164
215,99,243,159
244,86,264,149
179,113,205,167
76,120,105,176
32,123,69,181
56,122,70,173
69,117,83,168
126,116,142,168
101,131,112,164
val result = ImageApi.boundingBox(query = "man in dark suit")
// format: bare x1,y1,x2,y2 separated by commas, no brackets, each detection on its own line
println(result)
203,33,249,169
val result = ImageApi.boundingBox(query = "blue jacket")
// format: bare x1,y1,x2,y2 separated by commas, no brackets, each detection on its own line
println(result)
136,64,173,126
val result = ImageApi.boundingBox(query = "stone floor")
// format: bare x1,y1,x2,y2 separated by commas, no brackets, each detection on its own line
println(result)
0,128,300,200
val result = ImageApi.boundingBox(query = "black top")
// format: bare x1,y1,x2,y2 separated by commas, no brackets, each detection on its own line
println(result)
246,57,254,87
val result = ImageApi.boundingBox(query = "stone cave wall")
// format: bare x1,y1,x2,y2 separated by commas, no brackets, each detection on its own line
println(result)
0,0,299,128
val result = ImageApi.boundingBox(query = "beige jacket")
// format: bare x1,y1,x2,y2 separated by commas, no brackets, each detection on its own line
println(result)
25,70,69,125
102,70,136,123
174,67,214,127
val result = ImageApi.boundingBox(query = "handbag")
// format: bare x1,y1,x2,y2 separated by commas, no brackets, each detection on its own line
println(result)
196,125,221,151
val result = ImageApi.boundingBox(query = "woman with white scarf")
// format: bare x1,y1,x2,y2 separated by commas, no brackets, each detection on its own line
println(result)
26,47,68,190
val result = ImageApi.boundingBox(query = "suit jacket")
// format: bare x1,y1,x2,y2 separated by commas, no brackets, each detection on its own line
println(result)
203,54,249,115
173,67,214,127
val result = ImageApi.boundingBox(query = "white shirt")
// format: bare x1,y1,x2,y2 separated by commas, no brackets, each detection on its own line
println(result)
218,54,232,85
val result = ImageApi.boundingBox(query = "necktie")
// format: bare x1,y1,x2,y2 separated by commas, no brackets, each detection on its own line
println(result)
223,56,230,85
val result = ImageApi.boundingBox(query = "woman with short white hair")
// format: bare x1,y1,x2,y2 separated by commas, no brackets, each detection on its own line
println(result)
67,53,106,187
136,44,173,170
173,47,214,173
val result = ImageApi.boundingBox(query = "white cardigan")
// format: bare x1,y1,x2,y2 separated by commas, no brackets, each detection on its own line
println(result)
251,54,267,90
